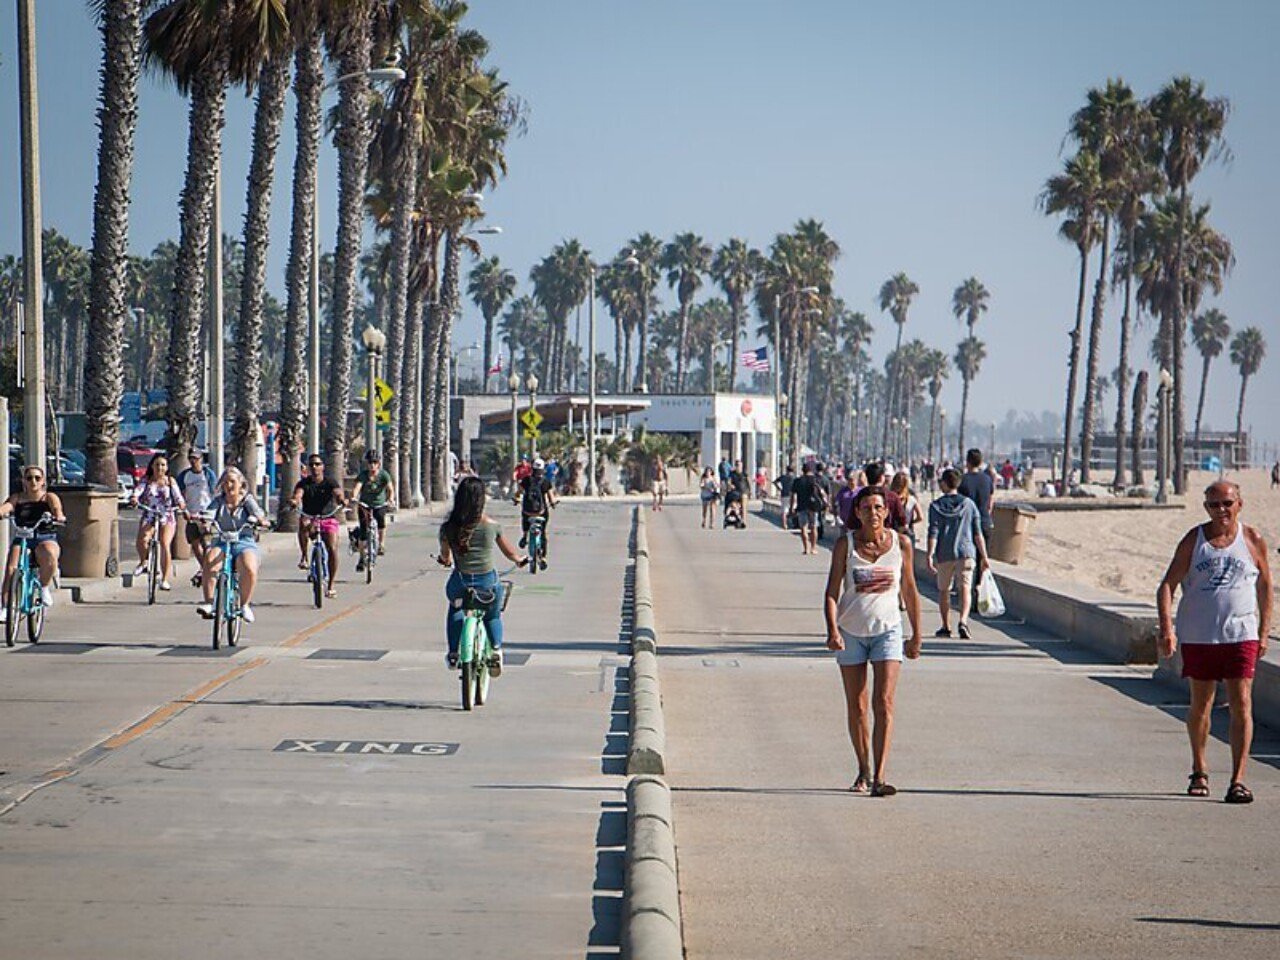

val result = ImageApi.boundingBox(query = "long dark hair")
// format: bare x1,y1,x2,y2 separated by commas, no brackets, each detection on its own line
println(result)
441,476,486,554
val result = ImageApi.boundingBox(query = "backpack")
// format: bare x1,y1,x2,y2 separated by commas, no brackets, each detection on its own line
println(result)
522,478,547,515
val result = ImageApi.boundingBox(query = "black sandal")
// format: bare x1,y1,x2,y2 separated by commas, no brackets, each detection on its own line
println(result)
1187,771,1210,797
871,781,897,798
1224,782,1254,804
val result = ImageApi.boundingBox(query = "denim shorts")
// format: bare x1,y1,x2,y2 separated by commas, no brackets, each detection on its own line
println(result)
835,623,904,666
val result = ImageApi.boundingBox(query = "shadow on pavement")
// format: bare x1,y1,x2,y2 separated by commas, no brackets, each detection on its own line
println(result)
1135,917,1280,931
586,800,626,957
203,697,456,711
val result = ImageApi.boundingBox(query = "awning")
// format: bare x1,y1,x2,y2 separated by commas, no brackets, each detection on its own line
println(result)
480,396,651,430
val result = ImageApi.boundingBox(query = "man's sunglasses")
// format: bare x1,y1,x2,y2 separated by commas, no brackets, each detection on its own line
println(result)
1206,499,1236,509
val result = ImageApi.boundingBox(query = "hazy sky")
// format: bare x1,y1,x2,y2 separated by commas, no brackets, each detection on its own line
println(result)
1,0,1277,447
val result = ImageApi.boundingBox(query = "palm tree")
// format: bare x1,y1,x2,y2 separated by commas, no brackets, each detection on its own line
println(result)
1190,308,1230,445
322,0,377,478
624,232,662,392
83,0,143,487
954,337,986,459
467,255,516,393
950,277,989,453
687,298,730,392
278,14,323,529
144,0,235,467
919,347,949,463
1228,327,1265,467
660,232,711,391
230,19,293,485
836,307,873,453
529,240,590,390
877,272,918,451
710,238,760,389
1040,150,1102,483
595,259,634,393
1149,76,1231,491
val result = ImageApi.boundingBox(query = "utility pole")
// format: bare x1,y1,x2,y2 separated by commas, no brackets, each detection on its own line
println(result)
17,0,46,468
587,265,597,495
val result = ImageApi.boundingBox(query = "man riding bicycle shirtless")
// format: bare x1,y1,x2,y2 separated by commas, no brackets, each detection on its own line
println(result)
290,454,346,599
514,457,557,567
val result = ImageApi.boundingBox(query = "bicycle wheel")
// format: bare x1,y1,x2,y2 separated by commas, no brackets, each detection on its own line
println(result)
211,573,225,650
146,541,159,605
310,543,324,609
474,631,491,707
460,662,476,711
227,581,241,647
27,578,44,644
4,576,21,647
365,525,374,584
529,533,540,576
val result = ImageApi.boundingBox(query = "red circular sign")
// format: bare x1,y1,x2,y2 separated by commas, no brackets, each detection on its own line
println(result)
740,399,753,416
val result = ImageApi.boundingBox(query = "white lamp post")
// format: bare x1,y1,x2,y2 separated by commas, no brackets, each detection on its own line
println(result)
361,324,386,459
586,262,598,495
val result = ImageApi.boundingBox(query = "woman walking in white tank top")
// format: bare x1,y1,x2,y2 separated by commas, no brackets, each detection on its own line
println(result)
824,487,923,796
1158,480,1273,804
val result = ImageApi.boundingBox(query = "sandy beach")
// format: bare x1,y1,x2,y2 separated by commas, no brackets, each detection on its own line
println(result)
1009,469,1280,636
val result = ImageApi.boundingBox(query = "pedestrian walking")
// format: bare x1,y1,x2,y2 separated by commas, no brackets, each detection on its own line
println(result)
958,448,995,541
845,462,907,532
824,486,923,796
925,468,989,639
889,471,922,546
1157,480,1272,803
652,456,669,512
790,462,824,555
754,464,768,499
775,463,797,527
699,467,720,528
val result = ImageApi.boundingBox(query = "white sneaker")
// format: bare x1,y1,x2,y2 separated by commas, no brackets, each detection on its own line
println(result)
40,585,54,608
160,580,172,592
196,602,213,619
133,562,148,577
240,604,255,624
0,607,7,623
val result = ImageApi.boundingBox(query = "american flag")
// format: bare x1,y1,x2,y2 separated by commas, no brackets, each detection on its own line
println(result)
740,345,770,372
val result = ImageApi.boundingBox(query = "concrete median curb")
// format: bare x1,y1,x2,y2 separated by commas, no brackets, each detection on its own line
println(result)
629,508,665,773
625,775,683,960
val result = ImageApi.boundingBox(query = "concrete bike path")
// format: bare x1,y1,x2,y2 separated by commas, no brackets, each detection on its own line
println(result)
0,500,633,959
649,503,1280,960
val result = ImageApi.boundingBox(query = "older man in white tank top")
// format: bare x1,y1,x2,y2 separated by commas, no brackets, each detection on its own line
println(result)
1158,480,1273,804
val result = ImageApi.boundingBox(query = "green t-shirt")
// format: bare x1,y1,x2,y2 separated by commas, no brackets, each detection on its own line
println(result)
357,468,393,507
440,518,501,575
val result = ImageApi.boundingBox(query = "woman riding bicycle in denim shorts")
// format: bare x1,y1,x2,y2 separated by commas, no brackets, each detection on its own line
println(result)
0,464,66,619
195,467,267,624
436,477,527,672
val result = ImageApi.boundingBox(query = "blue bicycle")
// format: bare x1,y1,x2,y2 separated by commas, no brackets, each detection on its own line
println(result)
526,516,548,576
301,509,339,609
5,514,63,647
195,517,255,650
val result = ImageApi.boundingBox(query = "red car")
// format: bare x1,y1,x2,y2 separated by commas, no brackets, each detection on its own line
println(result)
117,442,159,485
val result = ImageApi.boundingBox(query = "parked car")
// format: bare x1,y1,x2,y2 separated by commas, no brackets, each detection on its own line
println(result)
118,471,136,506
117,443,159,485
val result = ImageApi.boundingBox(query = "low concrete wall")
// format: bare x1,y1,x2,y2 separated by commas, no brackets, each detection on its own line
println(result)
910,543,1159,665
624,776,683,960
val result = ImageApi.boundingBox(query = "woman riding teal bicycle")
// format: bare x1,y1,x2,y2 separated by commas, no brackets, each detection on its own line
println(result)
0,464,66,622
437,477,527,674
195,467,267,623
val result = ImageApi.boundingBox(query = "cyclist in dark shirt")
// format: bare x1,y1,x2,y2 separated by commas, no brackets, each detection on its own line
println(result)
515,458,558,566
290,454,346,598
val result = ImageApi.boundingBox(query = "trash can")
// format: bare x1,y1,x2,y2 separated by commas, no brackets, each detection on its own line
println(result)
53,484,119,578
989,502,1037,565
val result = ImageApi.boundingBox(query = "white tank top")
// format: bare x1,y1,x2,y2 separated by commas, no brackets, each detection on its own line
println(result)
1175,525,1260,645
837,531,903,636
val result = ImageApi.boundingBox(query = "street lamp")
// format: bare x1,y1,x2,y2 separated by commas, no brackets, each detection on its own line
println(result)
361,324,386,459
508,373,520,482
1156,367,1173,504
586,262,598,496
527,373,539,458
309,64,406,459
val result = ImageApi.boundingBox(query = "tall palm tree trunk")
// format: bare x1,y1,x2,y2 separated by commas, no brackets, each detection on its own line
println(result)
1234,371,1250,463
728,298,742,389
277,33,321,531
674,300,690,391
398,282,423,507
927,394,938,464
1171,183,1189,492
230,52,290,485
1193,352,1212,446
635,292,649,391
1131,369,1148,485
613,314,623,393
1079,217,1111,483
882,323,904,451
427,231,461,500
164,62,228,470
1060,248,1090,485
323,17,373,481
1112,227,1135,488
384,122,419,499
83,3,141,486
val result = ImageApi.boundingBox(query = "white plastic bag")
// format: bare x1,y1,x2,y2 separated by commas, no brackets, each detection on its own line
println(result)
975,569,1006,619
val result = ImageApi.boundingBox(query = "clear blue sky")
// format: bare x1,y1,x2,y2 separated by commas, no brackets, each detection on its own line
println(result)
2,0,1277,449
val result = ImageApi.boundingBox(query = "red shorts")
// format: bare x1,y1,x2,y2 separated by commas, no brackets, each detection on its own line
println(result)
1180,641,1259,681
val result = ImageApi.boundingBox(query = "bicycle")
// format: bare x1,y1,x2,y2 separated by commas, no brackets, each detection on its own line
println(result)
453,573,516,711
137,505,168,605
301,508,339,609
525,515,548,576
5,514,63,647
355,503,381,585
193,515,255,650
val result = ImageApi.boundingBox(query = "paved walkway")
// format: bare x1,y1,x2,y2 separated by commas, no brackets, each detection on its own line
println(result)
650,502,1280,960
0,501,633,959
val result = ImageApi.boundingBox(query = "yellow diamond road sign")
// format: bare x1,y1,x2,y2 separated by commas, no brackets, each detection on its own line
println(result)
520,408,543,431
523,426,541,441
374,378,394,410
